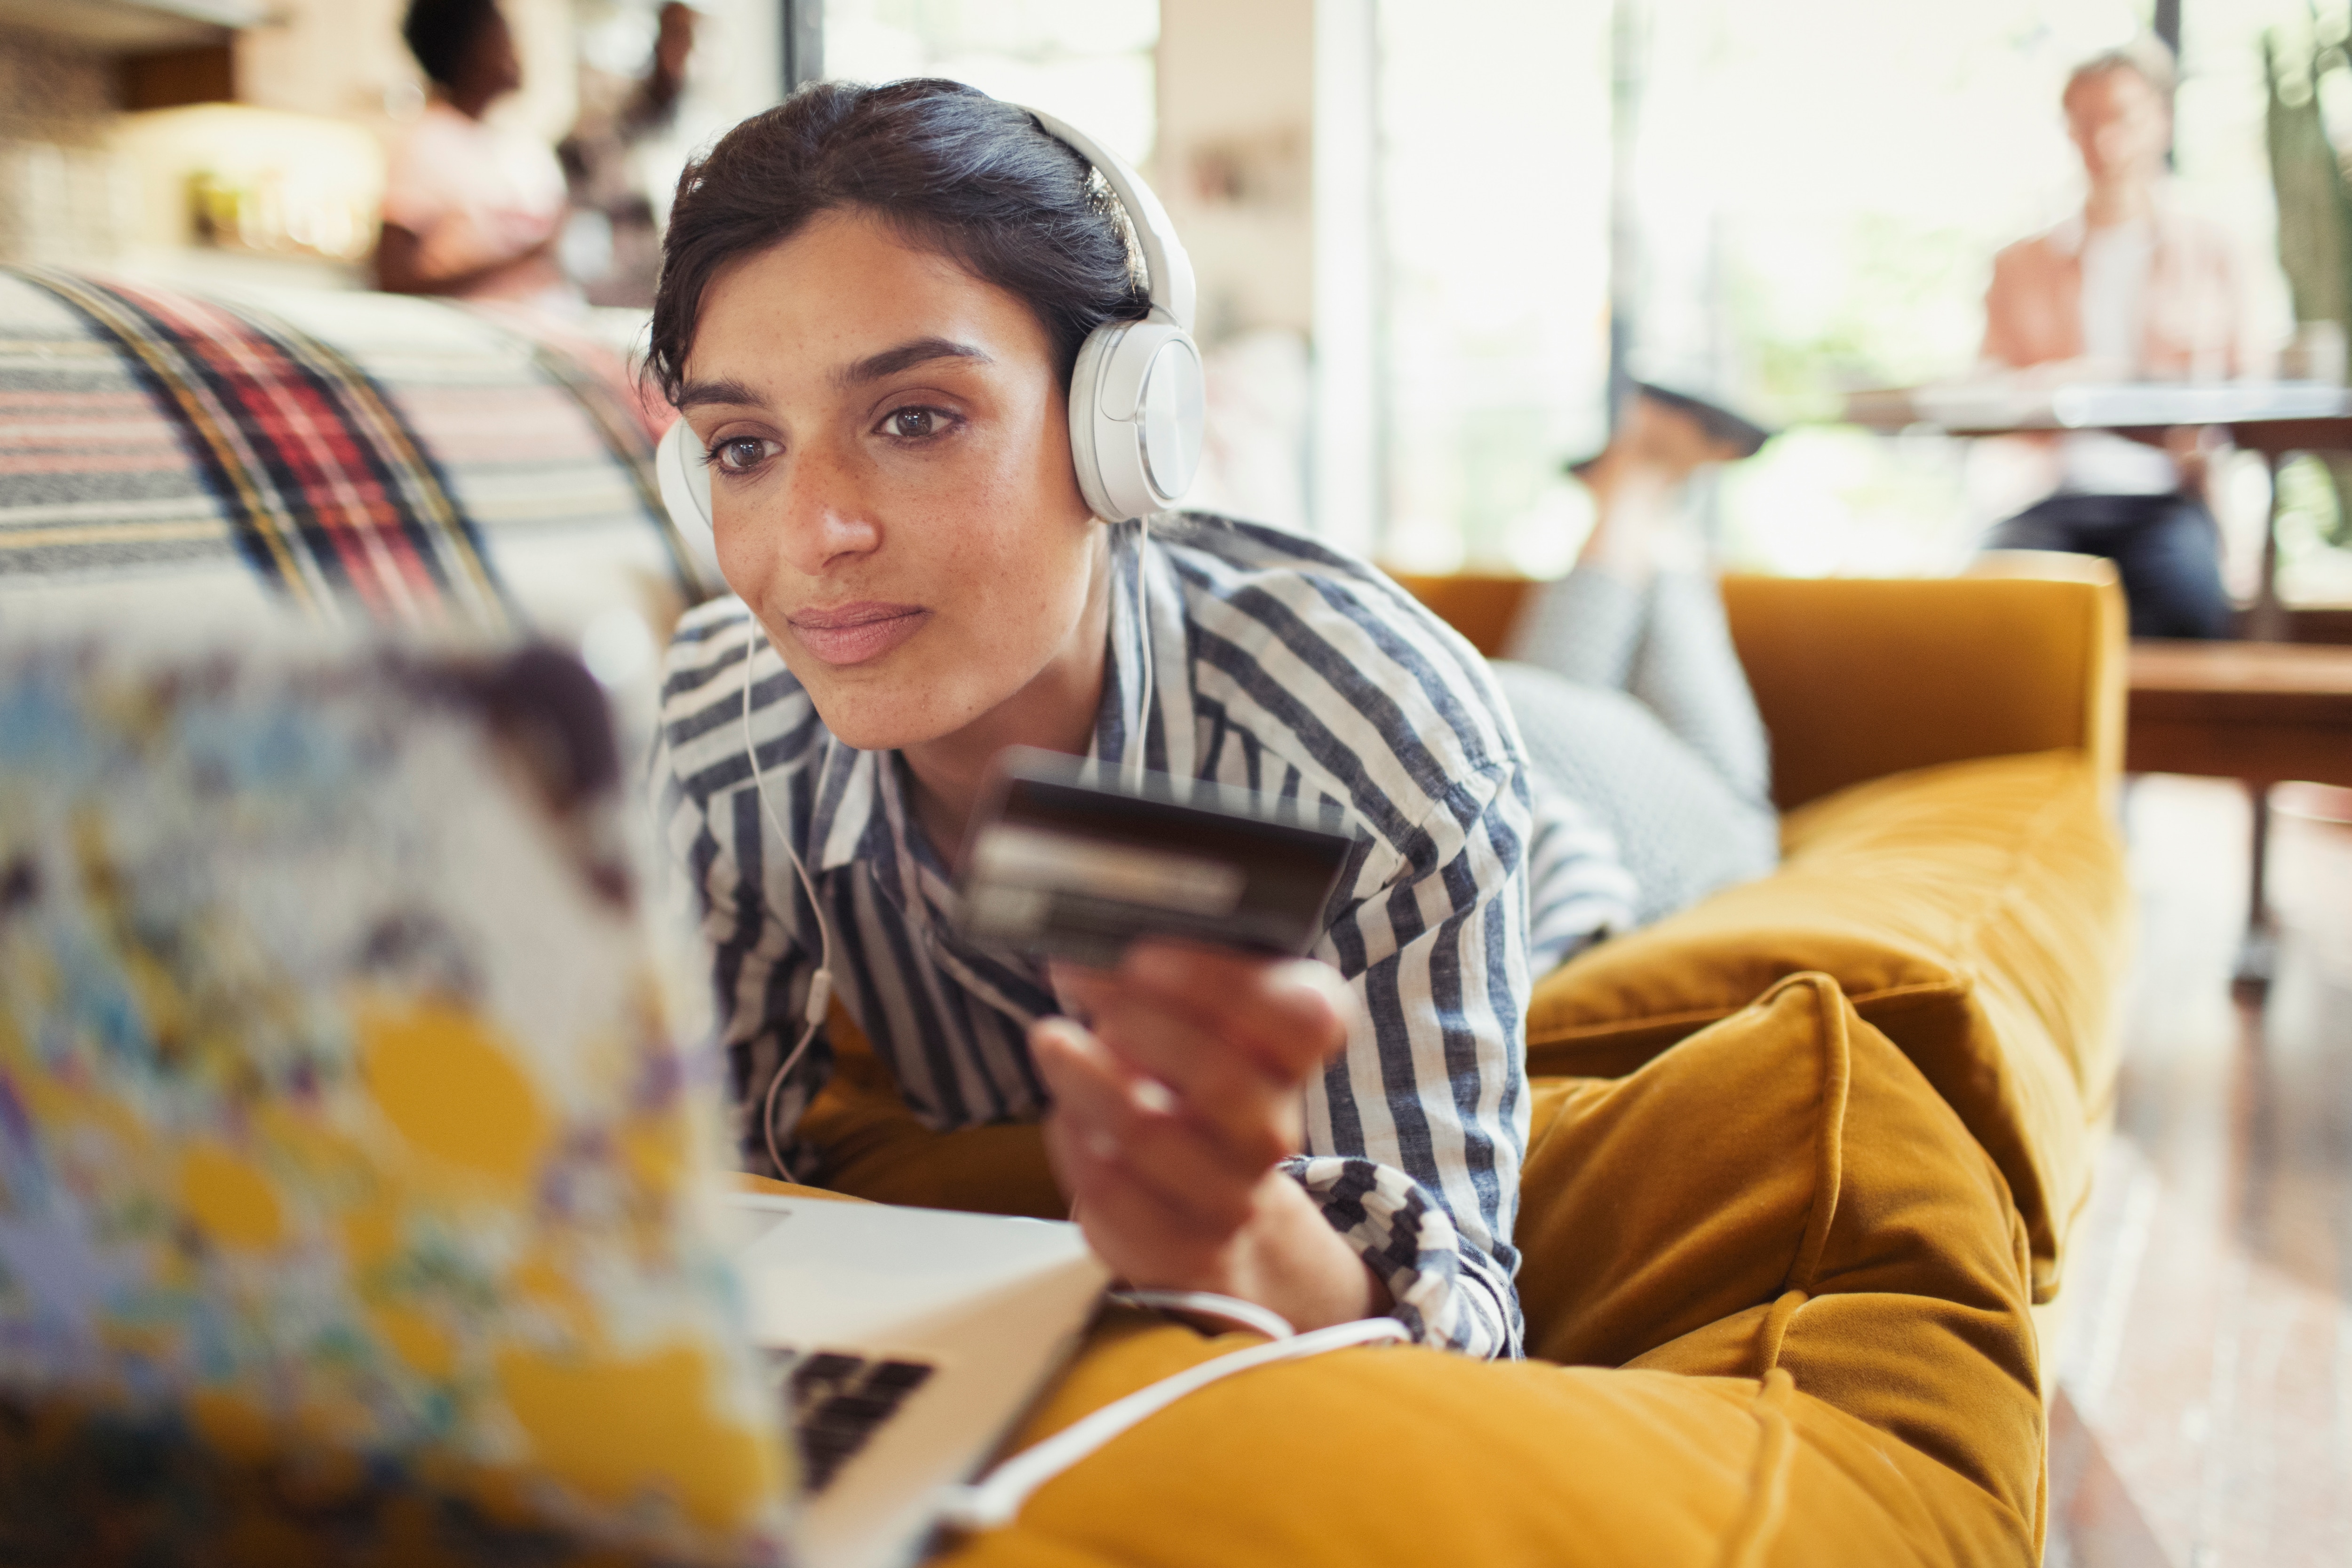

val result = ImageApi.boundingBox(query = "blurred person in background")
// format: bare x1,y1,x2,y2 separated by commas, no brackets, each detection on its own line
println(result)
561,3,699,308
377,0,581,315
1978,38,2268,639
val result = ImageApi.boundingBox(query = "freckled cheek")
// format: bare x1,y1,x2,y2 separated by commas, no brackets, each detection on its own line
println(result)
917,455,1088,637
926,515,1074,664
710,520,762,604
708,492,790,609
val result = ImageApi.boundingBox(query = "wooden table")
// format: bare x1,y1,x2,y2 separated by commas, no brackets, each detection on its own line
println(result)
1849,384,2352,989
1846,382,2352,639
2126,640,2352,985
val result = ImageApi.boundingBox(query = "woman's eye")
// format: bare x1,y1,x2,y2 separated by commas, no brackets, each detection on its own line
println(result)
883,407,946,439
710,436,773,473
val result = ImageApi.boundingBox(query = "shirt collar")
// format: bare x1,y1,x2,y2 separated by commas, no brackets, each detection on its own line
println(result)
807,734,886,876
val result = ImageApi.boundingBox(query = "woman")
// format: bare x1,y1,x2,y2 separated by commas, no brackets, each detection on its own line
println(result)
645,80,1626,1357
378,0,577,313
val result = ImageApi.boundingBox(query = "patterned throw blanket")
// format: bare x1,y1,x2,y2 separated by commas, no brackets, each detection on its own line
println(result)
0,268,709,638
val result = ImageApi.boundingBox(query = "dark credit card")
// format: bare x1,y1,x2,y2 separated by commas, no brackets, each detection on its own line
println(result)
952,748,1354,968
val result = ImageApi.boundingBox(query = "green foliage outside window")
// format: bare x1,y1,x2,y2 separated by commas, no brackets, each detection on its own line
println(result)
2265,28,2352,547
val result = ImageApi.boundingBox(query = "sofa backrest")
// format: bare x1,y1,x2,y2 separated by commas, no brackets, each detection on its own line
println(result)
1391,568,2126,811
1720,573,2125,809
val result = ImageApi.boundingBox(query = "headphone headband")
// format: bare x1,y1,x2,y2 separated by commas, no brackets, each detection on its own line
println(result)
1023,106,1197,335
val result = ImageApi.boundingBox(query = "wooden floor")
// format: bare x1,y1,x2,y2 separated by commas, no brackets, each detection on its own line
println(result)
2045,778,2352,1568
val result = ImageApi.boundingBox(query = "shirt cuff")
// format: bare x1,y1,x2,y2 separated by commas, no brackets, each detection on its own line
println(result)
1284,1154,1521,1360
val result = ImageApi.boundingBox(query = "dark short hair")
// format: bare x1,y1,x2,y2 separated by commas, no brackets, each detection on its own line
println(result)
402,0,500,91
646,79,1150,407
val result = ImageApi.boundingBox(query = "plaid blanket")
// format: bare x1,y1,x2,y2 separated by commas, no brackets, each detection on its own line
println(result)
0,268,707,638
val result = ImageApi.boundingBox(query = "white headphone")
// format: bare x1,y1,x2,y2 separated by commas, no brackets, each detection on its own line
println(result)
1028,107,1206,524
652,105,1204,539
650,104,1202,1174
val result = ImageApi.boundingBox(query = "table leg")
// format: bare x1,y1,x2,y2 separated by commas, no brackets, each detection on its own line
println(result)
2233,780,2277,994
2249,453,2288,644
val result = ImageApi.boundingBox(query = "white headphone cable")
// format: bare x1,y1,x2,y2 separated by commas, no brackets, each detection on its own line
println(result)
739,617,836,1179
1105,1288,1293,1341
935,1314,1409,1533
1129,516,1153,793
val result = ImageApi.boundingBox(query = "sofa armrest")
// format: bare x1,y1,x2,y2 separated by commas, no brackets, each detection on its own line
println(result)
1388,568,2125,812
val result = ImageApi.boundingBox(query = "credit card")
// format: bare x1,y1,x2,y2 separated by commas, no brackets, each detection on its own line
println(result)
953,748,1354,968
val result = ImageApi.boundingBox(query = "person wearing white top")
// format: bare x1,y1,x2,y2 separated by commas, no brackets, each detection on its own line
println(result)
376,0,580,317
1978,39,2260,639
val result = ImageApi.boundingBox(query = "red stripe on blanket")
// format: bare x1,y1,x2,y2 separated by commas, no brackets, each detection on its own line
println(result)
115,286,446,625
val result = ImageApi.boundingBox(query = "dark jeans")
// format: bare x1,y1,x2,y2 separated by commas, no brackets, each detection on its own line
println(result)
1986,491,2234,639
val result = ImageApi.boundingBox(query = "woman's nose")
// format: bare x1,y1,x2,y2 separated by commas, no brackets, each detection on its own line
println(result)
773,441,882,574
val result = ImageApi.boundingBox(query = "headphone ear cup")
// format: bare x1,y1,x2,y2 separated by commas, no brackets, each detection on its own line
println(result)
1137,334,1205,502
1065,326,1125,523
1066,320,1205,524
653,418,723,590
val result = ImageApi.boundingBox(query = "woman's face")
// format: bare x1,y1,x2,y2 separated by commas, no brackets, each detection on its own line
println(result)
678,209,1103,754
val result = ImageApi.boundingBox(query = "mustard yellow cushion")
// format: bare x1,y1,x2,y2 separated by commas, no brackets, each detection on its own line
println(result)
939,972,2041,1568
1524,749,2127,1302
799,1001,1068,1220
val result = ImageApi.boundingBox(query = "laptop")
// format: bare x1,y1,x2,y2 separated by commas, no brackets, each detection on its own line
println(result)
0,635,1106,1568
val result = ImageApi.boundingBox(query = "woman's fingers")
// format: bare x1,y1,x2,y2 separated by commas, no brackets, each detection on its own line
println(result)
1119,942,1355,1082
1040,944,1349,1172
1030,1018,1270,1237
1072,996,1300,1168
1029,943,1354,1280
1048,1140,1237,1290
1048,945,1355,1082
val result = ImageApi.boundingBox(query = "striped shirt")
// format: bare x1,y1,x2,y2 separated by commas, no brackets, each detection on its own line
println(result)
651,513,1633,1358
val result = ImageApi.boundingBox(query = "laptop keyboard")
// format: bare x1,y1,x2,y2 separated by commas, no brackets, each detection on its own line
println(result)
763,1348,938,1493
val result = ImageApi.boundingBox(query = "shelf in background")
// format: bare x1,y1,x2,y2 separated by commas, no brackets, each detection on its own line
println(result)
0,0,264,54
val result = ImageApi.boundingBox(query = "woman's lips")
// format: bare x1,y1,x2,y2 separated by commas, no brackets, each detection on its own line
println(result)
785,602,930,666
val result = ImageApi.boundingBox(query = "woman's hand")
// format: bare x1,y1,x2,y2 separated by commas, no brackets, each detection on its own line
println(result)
1030,941,1389,1334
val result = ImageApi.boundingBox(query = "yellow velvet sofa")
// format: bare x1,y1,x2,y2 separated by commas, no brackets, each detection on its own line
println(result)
1,269,2132,1561
798,569,2132,1568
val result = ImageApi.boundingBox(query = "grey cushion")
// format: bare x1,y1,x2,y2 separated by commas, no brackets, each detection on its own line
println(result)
1493,659,1778,928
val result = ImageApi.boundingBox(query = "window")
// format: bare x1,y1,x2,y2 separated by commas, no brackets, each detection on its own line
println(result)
1375,0,1611,574
1371,0,2315,591
823,0,1159,168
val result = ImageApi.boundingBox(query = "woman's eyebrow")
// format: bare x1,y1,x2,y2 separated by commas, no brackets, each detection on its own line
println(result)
673,377,765,411
673,339,989,410
836,336,991,388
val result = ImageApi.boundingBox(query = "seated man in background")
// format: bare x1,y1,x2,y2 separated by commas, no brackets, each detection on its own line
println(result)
377,0,580,316
1978,37,2268,639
